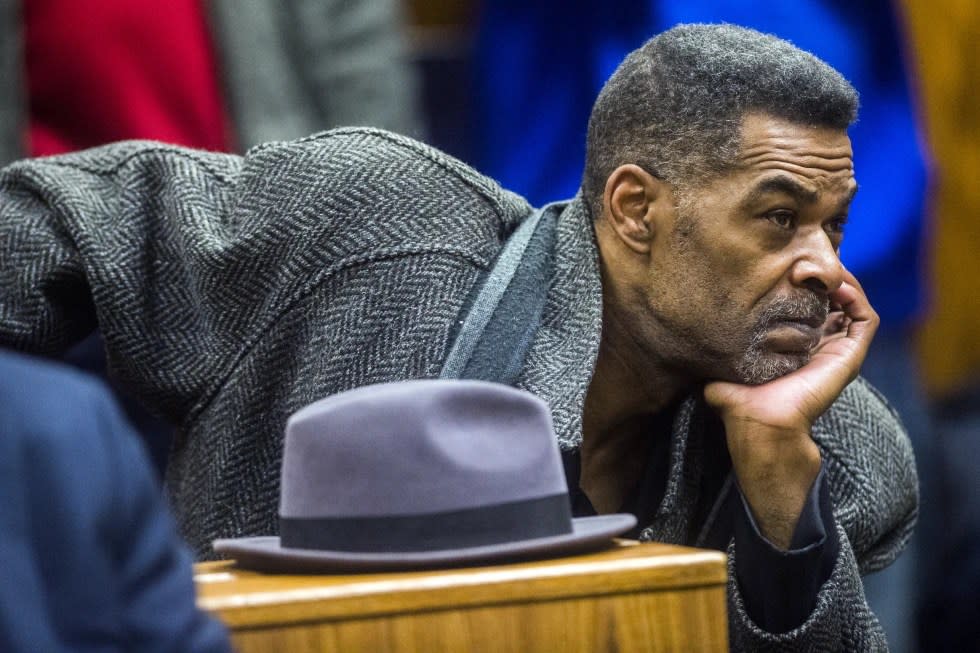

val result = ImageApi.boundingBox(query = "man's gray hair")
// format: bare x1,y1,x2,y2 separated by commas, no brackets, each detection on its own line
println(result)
583,23,859,219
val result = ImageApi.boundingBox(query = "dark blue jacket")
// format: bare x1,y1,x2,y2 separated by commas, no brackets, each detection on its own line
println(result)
0,350,230,653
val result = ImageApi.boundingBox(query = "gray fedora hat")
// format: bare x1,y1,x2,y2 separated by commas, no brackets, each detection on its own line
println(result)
214,380,635,571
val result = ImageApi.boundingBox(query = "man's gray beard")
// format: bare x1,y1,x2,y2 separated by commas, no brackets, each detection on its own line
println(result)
734,293,829,385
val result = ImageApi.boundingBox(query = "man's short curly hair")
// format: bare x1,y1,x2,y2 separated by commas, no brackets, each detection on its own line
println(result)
582,23,859,219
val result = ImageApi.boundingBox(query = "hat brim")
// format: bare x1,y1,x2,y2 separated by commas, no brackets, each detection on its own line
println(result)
213,514,637,573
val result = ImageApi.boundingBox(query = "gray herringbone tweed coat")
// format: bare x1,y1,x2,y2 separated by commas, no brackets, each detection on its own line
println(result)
0,129,916,651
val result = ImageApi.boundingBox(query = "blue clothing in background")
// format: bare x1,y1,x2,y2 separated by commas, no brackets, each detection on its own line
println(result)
475,2,652,208
0,350,230,653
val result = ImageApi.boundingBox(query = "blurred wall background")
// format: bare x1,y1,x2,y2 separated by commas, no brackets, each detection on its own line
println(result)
902,0,980,395
900,1,980,649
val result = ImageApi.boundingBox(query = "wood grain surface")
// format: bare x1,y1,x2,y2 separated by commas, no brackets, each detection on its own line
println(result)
196,540,729,652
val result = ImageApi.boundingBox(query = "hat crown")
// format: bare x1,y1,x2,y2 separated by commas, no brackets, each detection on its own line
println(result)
280,380,568,519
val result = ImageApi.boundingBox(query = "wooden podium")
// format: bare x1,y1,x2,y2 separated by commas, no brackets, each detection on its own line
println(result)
195,541,729,653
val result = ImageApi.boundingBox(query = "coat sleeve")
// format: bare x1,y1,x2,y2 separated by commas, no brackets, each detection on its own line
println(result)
727,521,888,651
0,142,244,424
726,377,918,651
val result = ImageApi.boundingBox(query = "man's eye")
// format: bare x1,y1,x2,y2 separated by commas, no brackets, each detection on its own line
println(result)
764,211,795,229
826,216,848,234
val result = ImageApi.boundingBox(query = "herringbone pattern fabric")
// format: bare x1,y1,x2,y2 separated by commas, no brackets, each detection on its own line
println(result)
0,128,531,549
0,129,915,650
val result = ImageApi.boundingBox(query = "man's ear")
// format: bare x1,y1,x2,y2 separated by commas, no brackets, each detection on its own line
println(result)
600,164,670,255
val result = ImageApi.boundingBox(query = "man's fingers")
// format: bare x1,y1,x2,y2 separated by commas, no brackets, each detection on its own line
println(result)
822,310,847,330
819,269,879,370
830,269,879,329
704,380,738,410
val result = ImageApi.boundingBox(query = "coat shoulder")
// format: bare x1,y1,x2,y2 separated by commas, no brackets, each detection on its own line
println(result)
239,128,534,264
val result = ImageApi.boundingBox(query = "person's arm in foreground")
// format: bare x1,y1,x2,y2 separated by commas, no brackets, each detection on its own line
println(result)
0,352,231,652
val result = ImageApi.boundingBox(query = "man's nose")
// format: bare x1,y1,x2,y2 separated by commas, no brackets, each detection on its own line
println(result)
789,231,845,295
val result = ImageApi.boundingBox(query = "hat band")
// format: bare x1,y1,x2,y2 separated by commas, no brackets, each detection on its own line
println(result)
279,493,573,552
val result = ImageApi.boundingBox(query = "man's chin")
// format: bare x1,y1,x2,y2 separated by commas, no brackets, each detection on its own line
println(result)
733,351,809,385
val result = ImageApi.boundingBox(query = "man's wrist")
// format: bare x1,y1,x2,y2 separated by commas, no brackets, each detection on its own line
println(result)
733,465,839,633
725,424,822,549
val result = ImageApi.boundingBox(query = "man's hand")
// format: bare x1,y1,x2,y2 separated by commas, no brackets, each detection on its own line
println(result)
704,269,879,548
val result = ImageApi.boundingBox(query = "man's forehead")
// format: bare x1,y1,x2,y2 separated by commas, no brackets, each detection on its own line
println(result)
731,113,856,198
736,113,854,170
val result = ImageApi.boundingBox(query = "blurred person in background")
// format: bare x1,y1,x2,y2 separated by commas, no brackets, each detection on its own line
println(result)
0,0,423,474
0,348,231,653
0,0,422,162
475,2,932,650
902,1,980,649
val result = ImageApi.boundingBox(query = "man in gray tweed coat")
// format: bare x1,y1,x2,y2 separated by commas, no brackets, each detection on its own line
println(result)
0,24,915,651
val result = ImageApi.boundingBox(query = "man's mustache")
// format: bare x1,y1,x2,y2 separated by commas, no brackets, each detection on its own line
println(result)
757,293,830,330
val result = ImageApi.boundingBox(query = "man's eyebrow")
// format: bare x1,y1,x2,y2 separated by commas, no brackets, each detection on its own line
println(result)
739,175,860,214
742,175,819,207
